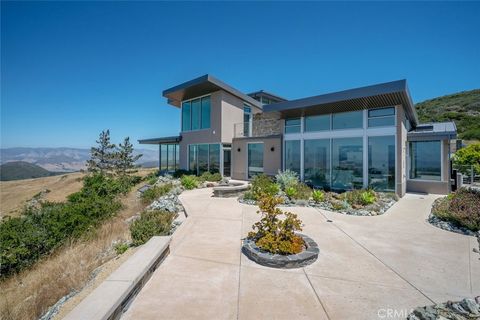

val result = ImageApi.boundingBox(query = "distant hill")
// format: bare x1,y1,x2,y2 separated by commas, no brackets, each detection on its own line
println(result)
0,147,158,172
415,89,480,140
0,161,61,181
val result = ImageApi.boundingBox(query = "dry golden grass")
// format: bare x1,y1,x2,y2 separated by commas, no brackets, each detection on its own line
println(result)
0,172,85,218
0,169,155,320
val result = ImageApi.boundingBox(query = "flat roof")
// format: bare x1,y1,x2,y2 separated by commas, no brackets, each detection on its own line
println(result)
138,136,181,145
407,121,457,140
247,90,288,103
263,80,419,127
162,74,262,109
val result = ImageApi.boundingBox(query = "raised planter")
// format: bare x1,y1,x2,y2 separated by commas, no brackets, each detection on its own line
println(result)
213,180,249,198
242,234,319,269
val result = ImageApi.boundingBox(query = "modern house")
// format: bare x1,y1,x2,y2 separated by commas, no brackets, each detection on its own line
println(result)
140,74,457,197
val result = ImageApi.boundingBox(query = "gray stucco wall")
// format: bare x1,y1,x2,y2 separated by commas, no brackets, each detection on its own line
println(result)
396,105,407,197
231,136,282,180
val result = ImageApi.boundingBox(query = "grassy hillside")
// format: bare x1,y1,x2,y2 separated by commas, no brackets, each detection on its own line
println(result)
0,161,61,181
415,89,480,140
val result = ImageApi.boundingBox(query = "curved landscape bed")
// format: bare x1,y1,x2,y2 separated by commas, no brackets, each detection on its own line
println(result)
242,234,319,269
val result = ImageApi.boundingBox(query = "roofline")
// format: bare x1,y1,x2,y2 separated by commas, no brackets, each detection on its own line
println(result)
247,90,288,102
263,79,419,127
162,74,262,109
138,136,182,145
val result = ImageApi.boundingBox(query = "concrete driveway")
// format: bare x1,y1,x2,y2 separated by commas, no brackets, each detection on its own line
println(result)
123,189,480,320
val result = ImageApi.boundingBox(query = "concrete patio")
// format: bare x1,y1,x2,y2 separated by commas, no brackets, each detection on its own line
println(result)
122,188,480,320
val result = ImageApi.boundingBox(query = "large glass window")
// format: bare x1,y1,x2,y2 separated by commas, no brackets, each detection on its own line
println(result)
248,143,264,178
197,144,209,174
285,140,301,175
209,144,220,173
332,111,363,130
182,101,191,131
191,99,201,130
304,139,330,189
409,141,441,181
285,118,301,133
331,137,363,190
201,96,211,129
368,107,395,127
159,144,179,172
244,105,252,137
368,136,395,191
182,95,211,132
189,145,197,173
304,115,330,132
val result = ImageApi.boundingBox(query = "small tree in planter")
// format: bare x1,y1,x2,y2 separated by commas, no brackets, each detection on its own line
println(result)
248,194,304,255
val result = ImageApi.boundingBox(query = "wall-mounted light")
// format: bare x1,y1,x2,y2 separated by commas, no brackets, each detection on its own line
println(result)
270,147,275,152
237,148,241,152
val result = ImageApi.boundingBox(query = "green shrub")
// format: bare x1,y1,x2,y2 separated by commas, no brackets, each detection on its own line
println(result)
432,187,480,231
285,186,297,200
130,210,176,246
141,183,173,204
198,171,222,182
343,189,377,206
312,189,325,203
114,242,129,255
181,175,198,190
173,169,195,178
248,195,304,255
275,170,299,191
0,173,129,277
243,190,256,201
250,174,280,200
292,183,312,200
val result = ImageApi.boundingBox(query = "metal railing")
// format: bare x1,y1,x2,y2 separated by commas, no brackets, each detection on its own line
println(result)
452,165,480,187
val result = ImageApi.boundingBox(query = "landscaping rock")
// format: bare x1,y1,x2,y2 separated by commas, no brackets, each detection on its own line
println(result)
148,194,182,213
407,297,480,320
428,213,477,236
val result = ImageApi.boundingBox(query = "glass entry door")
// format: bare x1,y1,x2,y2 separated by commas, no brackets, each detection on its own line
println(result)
223,149,231,177
248,143,264,178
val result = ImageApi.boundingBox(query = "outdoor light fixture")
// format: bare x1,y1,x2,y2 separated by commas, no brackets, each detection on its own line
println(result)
271,146,275,152
237,148,241,152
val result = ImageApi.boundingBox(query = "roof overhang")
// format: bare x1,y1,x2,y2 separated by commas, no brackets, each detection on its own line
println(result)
263,80,419,127
407,122,457,141
247,90,288,103
163,74,262,109
138,136,181,145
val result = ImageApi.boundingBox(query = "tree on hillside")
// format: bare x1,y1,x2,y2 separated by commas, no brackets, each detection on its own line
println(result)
453,143,480,175
87,130,116,174
115,137,142,176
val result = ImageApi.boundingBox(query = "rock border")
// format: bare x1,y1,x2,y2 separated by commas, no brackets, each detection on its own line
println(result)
242,234,319,269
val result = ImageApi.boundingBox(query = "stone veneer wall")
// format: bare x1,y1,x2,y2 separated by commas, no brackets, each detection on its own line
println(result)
252,112,282,137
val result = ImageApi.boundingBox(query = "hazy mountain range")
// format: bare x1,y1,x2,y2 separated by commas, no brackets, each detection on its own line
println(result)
0,147,158,172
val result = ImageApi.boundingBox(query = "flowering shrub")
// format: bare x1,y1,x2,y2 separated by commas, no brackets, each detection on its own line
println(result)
250,174,280,200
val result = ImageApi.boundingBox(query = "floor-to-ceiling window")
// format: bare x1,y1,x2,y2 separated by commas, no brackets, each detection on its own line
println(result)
244,105,252,137
285,140,301,175
188,143,221,175
304,139,330,189
248,143,264,178
368,136,395,191
209,144,220,173
159,144,179,172
331,137,363,190
409,141,441,181
332,111,363,130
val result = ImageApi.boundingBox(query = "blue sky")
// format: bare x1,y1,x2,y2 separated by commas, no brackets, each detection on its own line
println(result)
2,1,479,150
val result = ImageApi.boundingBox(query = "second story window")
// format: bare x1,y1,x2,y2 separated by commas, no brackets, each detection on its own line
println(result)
368,107,395,127
285,118,301,134
181,95,211,132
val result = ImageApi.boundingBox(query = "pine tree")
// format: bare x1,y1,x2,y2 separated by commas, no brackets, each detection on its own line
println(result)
115,137,142,176
87,130,116,174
